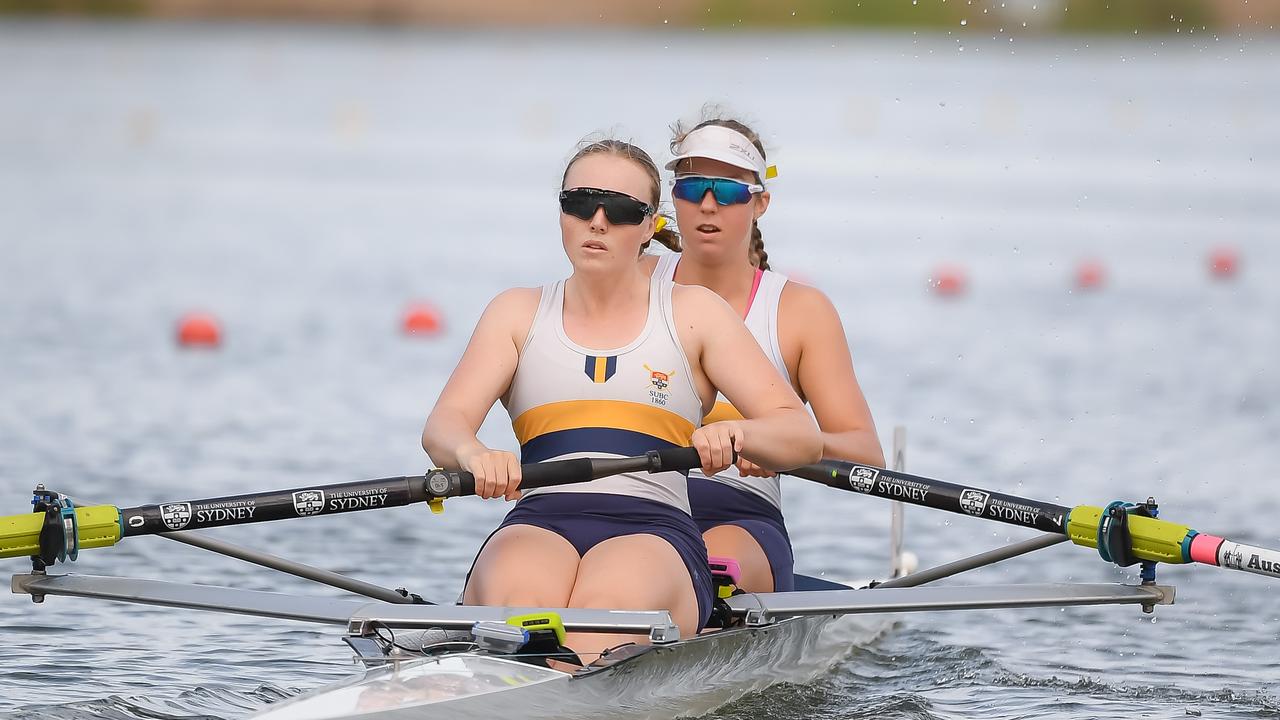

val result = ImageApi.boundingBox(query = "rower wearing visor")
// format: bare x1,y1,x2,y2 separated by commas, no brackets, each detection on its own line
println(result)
643,117,884,594
422,138,821,666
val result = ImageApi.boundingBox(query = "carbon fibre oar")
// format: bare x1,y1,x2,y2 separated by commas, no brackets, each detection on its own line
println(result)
789,459,1280,581
0,447,703,568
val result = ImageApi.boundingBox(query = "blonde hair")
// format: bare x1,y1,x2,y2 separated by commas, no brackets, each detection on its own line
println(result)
563,138,681,254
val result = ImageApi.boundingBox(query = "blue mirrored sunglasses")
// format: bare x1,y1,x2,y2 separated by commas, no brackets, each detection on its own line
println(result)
671,176,764,206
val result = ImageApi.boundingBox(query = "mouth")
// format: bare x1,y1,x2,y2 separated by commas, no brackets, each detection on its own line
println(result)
582,240,608,251
695,224,721,235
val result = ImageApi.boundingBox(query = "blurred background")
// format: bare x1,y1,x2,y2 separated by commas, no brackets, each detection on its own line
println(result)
1,2,1277,719
5,0,1280,30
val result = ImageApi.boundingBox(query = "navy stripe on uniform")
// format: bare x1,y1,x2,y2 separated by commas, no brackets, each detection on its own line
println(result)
520,427,684,465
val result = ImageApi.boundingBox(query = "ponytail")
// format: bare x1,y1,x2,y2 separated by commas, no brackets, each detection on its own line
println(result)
748,220,769,271
641,213,682,254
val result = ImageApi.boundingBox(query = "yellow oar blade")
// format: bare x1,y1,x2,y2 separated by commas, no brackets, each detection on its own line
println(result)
0,506,122,560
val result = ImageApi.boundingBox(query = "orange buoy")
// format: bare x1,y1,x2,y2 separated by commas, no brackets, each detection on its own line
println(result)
1075,259,1106,291
176,312,222,348
1208,246,1240,279
402,302,443,337
929,265,967,297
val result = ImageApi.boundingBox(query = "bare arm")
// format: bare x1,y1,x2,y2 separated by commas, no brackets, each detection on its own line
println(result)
421,288,538,499
782,283,885,467
677,285,823,472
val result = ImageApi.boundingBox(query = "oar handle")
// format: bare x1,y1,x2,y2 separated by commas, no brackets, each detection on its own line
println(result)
503,446,704,494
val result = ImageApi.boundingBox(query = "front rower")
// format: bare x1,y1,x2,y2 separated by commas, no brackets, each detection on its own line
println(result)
421,137,821,665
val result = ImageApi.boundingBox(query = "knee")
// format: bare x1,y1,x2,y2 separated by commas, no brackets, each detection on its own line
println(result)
703,525,759,562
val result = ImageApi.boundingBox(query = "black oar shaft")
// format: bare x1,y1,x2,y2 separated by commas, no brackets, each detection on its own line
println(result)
116,448,702,539
790,461,1072,535
120,475,429,536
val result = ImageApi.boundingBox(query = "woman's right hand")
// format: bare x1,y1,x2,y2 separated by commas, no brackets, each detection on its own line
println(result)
735,457,777,478
457,445,523,501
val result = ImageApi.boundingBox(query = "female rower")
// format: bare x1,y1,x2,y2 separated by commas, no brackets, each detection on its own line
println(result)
642,116,884,594
421,138,821,664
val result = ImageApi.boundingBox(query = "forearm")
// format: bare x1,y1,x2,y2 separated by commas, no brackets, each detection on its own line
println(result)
738,409,823,471
822,429,886,468
421,408,488,469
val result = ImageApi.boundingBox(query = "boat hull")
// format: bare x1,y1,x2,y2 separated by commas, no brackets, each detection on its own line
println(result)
252,614,884,720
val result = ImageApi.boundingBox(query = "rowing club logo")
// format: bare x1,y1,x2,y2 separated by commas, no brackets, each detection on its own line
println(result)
644,364,676,406
849,467,878,494
959,489,990,516
159,503,192,530
293,490,326,517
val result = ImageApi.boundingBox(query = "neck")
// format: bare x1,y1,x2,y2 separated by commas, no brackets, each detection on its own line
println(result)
673,254,758,315
566,266,649,316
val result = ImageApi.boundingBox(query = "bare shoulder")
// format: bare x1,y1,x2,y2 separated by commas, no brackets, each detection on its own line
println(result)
671,282,736,320
778,279,843,328
477,286,542,340
487,286,542,314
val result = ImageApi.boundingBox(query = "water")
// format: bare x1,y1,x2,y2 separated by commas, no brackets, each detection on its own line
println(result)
1,18,1278,720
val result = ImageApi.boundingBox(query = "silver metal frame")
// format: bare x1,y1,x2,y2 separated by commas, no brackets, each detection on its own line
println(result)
725,582,1174,626
13,573,1174,638
12,573,682,642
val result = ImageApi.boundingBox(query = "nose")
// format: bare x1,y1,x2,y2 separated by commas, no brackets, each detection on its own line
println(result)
698,189,718,212
589,204,609,231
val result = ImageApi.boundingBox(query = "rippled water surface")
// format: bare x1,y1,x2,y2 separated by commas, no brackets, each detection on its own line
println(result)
1,19,1278,720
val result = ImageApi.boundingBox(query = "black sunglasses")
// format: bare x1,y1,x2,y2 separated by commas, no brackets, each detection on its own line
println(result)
558,187,655,226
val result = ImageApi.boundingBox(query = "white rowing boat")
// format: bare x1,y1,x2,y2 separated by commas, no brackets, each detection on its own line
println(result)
251,590,866,720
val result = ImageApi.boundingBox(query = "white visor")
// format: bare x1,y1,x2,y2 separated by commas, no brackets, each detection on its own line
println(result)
665,125,770,180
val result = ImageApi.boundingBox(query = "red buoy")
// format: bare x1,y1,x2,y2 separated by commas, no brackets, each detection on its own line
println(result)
1208,246,1240,279
402,302,443,337
1075,259,1106,291
929,265,968,297
176,312,222,348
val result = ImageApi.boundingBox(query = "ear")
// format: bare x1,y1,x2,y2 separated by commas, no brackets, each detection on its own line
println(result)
754,190,771,221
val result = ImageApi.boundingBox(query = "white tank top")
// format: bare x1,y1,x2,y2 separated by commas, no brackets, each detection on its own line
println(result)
652,252,790,510
503,277,704,513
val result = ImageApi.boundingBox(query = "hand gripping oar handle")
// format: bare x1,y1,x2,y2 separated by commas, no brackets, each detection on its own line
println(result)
0,447,706,565
448,446,703,496
790,459,1280,582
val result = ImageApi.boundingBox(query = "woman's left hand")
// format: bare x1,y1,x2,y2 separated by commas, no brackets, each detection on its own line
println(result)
691,421,745,476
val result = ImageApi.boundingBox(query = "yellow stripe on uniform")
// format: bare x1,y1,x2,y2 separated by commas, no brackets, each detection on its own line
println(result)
593,356,609,383
703,400,744,425
512,399,696,447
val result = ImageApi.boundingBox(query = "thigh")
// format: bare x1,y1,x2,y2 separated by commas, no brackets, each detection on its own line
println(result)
703,523,776,593
463,524,580,608
570,533,702,635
